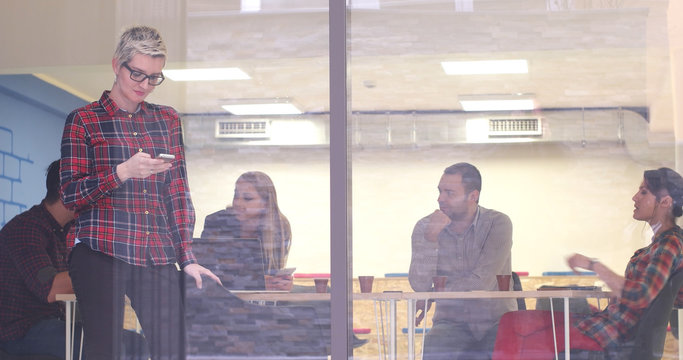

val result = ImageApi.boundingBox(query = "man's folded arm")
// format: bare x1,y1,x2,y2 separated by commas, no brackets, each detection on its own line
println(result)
46,271,73,303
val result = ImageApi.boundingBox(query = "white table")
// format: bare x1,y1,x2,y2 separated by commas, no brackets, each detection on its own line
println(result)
64,290,683,360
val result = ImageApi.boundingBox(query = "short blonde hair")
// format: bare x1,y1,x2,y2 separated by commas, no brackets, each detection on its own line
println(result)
113,25,167,66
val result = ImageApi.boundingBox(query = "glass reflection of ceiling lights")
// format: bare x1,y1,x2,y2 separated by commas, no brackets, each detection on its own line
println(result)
221,98,303,116
441,59,528,75
454,0,474,12
347,0,380,9
241,0,261,12
163,68,250,81
458,94,536,112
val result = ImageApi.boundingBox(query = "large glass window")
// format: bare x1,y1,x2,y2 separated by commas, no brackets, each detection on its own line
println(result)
348,1,681,359
0,0,682,359
2,1,335,359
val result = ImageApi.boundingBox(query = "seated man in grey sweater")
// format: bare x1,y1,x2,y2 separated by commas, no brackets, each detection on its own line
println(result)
409,162,517,360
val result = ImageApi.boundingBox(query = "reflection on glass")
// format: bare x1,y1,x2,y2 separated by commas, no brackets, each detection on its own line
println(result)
0,0,682,358
350,1,680,359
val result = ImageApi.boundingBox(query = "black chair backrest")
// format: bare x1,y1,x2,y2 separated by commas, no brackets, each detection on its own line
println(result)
511,271,526,310
628,269,683,360
670,308,679,339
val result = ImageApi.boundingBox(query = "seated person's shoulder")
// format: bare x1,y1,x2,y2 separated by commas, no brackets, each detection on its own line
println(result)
410,214,436,238
0,207,43,240
201,208,239,238
479,206,511,221
205,209,230,222
478,207,513,231
414,214,432,227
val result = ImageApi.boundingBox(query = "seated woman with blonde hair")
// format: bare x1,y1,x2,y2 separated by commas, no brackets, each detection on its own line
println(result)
200,170,369,348
202,171,293,290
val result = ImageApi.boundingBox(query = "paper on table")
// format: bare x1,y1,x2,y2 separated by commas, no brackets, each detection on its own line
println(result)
537,285,602,291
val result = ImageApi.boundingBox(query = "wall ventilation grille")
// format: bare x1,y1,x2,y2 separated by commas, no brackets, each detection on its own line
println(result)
488,118,542,137
215,120,270,139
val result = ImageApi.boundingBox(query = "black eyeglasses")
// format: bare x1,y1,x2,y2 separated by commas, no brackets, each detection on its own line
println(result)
121,62,165,86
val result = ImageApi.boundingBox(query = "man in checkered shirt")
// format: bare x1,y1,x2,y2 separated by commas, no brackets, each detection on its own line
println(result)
0,160,77,358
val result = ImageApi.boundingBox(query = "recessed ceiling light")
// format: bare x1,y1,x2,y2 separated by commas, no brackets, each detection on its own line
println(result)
163,68,251,81
222,103,303,115
460,99,535,111
441,60,528,75
459,94,535,111
348,0,380,9
241,0,261,12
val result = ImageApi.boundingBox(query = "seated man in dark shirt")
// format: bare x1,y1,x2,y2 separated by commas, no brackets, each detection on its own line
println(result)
0,160,77,358
0,160,147,359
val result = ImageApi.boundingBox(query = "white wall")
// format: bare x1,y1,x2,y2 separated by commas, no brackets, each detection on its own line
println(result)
186,139,674,278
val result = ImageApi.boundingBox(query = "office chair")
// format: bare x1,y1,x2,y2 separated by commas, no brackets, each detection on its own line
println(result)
670,308,679,339
512,271,526,310
565,269,683,359
602,269,683,360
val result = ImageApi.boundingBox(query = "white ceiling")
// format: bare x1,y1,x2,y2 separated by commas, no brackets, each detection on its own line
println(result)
0,0,674,129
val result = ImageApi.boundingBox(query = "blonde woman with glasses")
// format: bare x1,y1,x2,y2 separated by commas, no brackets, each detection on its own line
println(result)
60,25,220,359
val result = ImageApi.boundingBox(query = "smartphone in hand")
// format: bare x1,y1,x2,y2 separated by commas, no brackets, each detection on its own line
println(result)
157,153,175,162
270,267,296,276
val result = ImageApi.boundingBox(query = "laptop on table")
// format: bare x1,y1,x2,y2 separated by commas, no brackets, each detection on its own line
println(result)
192,236,267,290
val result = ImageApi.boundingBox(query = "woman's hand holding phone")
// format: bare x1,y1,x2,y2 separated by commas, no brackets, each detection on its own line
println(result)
264,274,294,291
264,267,296,291
157,153,175,162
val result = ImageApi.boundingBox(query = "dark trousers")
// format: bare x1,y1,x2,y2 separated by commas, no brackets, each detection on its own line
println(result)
423,320,498,360
0,318,82,359
69,244,185,360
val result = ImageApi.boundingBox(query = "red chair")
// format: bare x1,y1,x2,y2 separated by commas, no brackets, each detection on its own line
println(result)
491,310,601,360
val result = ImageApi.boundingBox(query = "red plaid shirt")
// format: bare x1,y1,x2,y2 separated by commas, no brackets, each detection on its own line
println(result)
60,91,196,267
577,225,683,347
0,203,68,341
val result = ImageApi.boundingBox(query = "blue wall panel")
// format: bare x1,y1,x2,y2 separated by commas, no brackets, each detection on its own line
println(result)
0,74,87,226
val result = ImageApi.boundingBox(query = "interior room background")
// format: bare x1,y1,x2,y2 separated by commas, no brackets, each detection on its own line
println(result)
0,97,674,278
1,0,682,279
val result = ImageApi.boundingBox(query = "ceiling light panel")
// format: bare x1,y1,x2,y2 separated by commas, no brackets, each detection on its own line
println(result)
348,0,380,9
460,99,535,111
241,0,261,12
221,103,303,116
441,59,528,75
163,68,251,81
